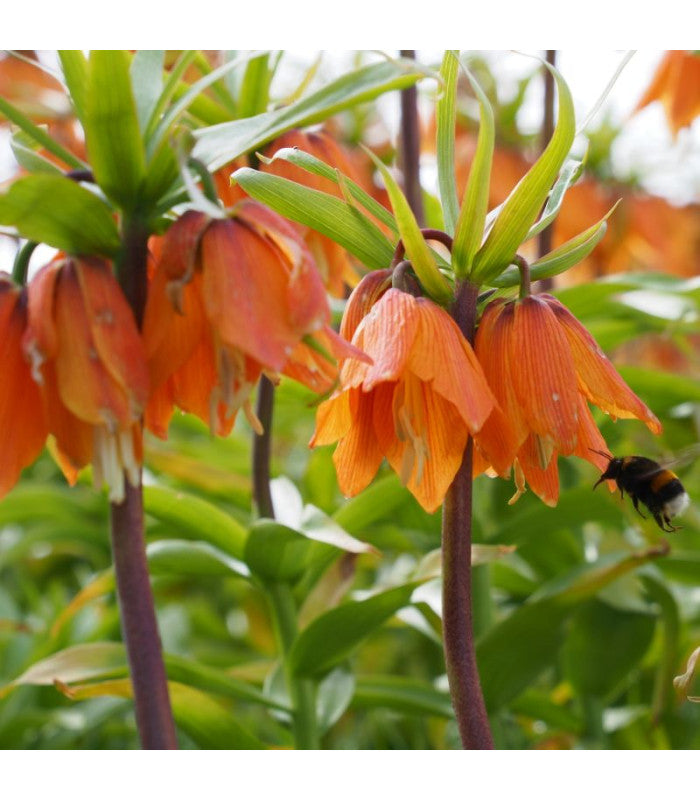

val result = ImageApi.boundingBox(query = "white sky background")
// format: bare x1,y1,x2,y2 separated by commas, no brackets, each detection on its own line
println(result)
1,50,698,275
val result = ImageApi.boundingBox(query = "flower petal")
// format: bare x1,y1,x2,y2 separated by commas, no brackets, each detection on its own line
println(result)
516,434,560,507
332,390,384,497
340,269,392,342
544,295,662,434
511,296,580,454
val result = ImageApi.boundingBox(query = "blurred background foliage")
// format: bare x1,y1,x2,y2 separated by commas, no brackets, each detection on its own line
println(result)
0,50,699,749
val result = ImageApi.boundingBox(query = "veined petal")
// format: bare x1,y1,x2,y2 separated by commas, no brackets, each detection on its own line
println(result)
332,390,384,497
53,263,133,429
25,259,62,368
339,269,392,342
159,209,211,288
354,289,420,391
0,282,48,497
407,296,494,433
573,395,616,492
75,258,149,413
472,402,520,477
511,296,579,454
515,434,560,507
310,389,354,447
543,295,662,434
201,219,300,372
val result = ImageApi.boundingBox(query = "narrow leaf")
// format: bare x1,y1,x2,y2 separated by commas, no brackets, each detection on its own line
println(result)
57,51,89,120
84,50,146,210
452,57,496,278
435,51,460,234
194,58,429,171
289,582,420,677
0,173,120,256
471,59,576,283
130,49,165,134
233,168,394,270
237,53,272,118
366,150,452,303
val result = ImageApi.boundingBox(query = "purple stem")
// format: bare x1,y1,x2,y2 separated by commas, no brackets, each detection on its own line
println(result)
442,279,494,749
399,50,425,227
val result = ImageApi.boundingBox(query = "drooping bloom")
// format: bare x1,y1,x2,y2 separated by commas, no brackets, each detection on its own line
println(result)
260,129,385,296
635,50,700,137
143,200,366,438
0,275,49,498
311,287,497,512
23,257,149,502
474,294,662,506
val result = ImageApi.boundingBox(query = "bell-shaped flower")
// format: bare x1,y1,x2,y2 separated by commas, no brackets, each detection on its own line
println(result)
143,200,363,438
0,275,49,498
311,287,497,512
474,294,661,505
24,257,149,502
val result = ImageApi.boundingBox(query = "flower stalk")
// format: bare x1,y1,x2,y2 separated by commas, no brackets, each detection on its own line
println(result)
442,279,494,749
399,49,425,227
252,374,276,519
111,214,177,749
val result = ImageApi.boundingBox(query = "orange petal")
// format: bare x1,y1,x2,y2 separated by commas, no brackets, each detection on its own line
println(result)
544,295,662,434
472,402,519,477
310,390,354,447
516,435,560,507
407,296,494,433
75,258,149,412
331,390,384,497
340,269,392,342
25,259,61,363
511,296,580,454
0,282,48,497
144,378,176,440
201,219,301,372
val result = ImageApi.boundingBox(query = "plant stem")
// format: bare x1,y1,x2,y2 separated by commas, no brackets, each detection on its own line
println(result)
252,374,275,519
111,214,177,749
268,582,319,749
537,49,557,289
399,50,424,227
442,279,493,749
110,483,177,749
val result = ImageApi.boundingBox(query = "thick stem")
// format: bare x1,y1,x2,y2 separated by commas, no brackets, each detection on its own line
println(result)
399,49,424,227
110,483,177,749
252,374,275,519
442,279,493,749
111,216,177,749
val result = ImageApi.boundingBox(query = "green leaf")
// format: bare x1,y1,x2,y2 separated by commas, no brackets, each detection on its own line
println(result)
366,150,452,303
262,146,398,234
237,53,273,118
617,366,700,415
143,485,248,561
525,156,584,241
232,168,394,270
289,582,420,678
0,95,86,170
562,600,655,698
452,58,495,278
353,675,453,718
435,51,460,234
332,474,407,534
317,668,355,733
490,212,614,289
194,58,430,171
130,50,165,134
0,173,120,256
471,60,576,283
84,51,146,210
147,539,250,580
58,51,89,120
244,520,336,582
10,129,64,175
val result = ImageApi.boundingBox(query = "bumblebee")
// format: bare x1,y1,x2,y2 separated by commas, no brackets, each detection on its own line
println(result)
592,451,690,532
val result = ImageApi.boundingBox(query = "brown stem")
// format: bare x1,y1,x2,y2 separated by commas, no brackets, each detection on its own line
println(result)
252,374,275,519
537,50,557,290
442,279,493,749
399,49,424,227
111,216,177,749
110,483,177,748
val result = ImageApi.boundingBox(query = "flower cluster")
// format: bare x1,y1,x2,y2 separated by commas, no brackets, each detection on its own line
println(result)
0,199,367,502
311,273,662,511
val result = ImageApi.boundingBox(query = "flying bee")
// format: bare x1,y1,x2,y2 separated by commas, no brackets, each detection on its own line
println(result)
592,449,690,532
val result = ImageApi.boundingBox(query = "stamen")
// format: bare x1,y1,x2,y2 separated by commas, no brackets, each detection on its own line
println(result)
244,398,264,436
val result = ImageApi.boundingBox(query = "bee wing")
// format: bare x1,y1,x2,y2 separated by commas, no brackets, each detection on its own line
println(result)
637,443,700,478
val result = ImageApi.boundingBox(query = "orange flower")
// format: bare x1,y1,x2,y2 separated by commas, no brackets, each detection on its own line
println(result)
260,129,383,297
474,294,662,505
635,50,700,137
143,200,362,438
0,275,49,498
23,256,149,502
311,288,496,512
